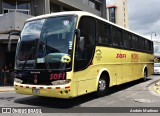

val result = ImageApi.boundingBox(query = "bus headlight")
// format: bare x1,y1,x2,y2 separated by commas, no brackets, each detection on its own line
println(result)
51,79,71,85
14,78,23,84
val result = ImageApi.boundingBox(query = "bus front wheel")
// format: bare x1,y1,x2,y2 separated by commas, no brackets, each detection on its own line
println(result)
96,74,109,97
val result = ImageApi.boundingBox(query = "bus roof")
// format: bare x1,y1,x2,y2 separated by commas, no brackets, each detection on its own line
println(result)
26,11,151,41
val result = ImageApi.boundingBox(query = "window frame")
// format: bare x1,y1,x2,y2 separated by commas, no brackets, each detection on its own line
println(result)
2,0,31,15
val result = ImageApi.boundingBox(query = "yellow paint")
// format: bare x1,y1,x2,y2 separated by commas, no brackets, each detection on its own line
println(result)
15,12,154,98
153,82,160,94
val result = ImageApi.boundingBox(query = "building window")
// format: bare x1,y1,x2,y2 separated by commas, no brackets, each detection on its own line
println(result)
2,0,31,15
123,2,125,6
109,7,116,23
50,2,61,13
81,0,101,11
95,1,101,11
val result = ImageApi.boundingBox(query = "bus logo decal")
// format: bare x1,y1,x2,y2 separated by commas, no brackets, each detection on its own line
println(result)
50,73,65,81
131,53,139,62
95,49,102,61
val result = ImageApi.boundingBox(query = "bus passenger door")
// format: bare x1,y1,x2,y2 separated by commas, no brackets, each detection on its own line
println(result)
74,16,96,96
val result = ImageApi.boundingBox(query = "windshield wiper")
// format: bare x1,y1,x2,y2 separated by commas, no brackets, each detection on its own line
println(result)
21,47,35,70
42,42,51,72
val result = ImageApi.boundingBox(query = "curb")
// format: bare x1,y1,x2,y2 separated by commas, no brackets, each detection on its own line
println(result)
153,81,160,94
0,87,15,92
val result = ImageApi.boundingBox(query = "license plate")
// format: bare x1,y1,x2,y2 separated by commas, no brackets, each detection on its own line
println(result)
32,88,40,94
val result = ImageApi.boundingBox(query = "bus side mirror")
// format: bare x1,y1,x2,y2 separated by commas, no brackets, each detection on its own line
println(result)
75,29,80,40
79,37,85,51
8,32,20,52
75,29,85,52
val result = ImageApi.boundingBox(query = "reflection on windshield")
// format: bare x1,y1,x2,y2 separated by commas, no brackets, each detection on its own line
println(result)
15,15,77,70
17,20,45,62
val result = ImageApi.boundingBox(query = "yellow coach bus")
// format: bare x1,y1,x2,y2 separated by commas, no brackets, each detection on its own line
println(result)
13,11,154,98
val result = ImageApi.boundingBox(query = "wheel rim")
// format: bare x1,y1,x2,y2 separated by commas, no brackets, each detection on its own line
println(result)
99,79,106,91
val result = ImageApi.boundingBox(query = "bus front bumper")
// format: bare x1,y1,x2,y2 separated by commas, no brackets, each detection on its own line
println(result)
14,82,74,99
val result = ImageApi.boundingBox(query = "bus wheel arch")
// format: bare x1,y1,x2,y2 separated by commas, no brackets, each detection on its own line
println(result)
143,66,148,81
96,71,110,97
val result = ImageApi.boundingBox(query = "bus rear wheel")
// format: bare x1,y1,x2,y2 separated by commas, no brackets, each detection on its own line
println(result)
96,74,109,97
143,69,148,81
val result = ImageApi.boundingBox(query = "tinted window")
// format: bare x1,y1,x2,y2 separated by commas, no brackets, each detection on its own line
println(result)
145,40,149,51
74,16,96,71
112,27,123,47
149,41,153,53
123,31,132,48
97,20,111,45
132,35,139,50
139,37,145,51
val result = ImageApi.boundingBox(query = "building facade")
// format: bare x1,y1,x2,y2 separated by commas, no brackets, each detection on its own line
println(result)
0,0,106,70
107,0,129,29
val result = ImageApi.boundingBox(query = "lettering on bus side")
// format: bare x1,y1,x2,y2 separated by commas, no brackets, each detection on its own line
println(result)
131,53,139,62
116,54,126,58
49,73,66,81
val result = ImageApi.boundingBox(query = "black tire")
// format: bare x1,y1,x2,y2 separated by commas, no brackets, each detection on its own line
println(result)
96,74,109,97
143,69,148,81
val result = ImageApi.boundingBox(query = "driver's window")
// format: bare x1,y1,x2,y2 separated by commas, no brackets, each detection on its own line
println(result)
74,16,96,71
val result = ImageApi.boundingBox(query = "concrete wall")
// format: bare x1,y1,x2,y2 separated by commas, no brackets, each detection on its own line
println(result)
58,0,102,17
101,0,107,19
0,0,2,14
113,0,129,28
0,12,33,33
30,0,50,16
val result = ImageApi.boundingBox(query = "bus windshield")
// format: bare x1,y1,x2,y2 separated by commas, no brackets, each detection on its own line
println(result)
15,15,77,70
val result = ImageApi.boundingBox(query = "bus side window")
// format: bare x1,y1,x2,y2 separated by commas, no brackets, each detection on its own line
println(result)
123,32,132,49
132,35,139,50
97,20,111,45
111,27,123,47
